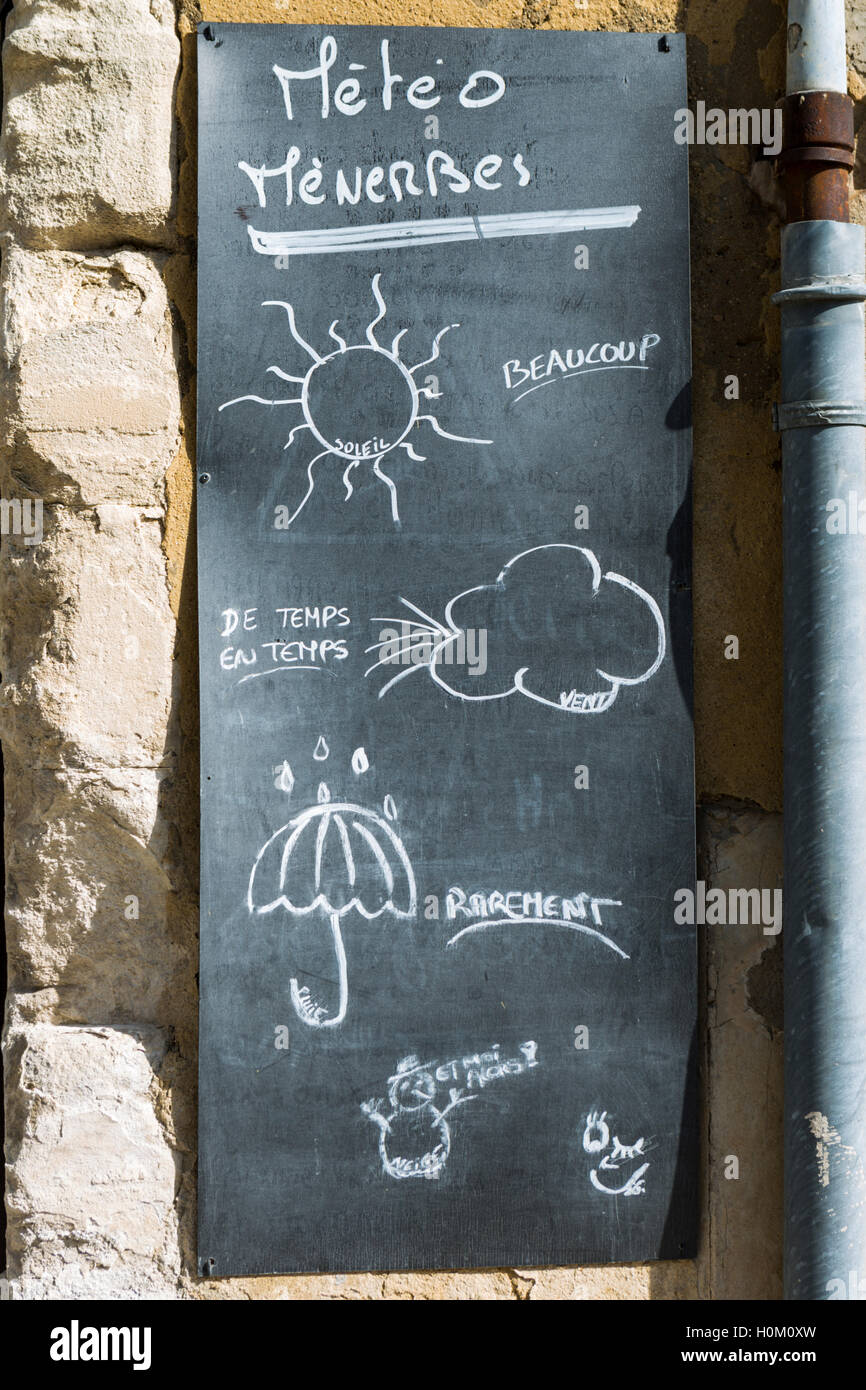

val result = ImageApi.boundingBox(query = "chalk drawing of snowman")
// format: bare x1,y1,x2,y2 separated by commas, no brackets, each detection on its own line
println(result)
361,1056,477,1181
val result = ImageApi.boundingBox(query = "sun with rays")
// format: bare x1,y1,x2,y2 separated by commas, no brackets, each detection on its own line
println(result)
219,275,492,527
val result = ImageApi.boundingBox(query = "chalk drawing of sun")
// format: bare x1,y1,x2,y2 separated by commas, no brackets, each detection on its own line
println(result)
219,275,492,527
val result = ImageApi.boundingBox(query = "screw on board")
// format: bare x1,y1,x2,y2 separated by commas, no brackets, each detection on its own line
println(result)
202,1257,216,1275
659,36,671,53
199,473,211,484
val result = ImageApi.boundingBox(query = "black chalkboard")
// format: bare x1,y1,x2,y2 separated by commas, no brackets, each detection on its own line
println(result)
197,23,696,1277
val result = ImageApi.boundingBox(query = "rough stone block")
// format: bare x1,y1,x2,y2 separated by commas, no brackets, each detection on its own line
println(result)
3,756,194,1026
0,503,177,768
0,246,181,507
0,0,179,249
4,1021,181,1298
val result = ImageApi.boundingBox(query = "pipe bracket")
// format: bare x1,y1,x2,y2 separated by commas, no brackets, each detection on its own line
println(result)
773,400,866,431
780,90,855,162
779,90,855,221
773,277,866,305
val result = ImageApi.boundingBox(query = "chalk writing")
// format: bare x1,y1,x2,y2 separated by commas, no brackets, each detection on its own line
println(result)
367,544,665,714
362,1042,539,1179
503,332,661,403
219,275,490,526
215,603,352,682
270,36,508,122
233,36,647,257
444,886,628,959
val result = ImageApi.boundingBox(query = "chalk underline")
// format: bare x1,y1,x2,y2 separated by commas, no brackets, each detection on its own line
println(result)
235,665,323,686
248,206,642,257
512,364,649,404
446,916,629,959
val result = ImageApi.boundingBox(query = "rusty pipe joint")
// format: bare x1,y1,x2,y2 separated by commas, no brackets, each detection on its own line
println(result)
778,89,855,222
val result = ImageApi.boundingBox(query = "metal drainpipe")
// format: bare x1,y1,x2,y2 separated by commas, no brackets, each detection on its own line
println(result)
774,2,866,1300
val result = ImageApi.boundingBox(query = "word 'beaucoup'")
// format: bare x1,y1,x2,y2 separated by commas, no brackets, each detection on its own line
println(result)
503,333,661,392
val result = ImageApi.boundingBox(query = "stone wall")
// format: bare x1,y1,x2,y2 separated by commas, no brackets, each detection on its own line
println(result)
0,0,859,1300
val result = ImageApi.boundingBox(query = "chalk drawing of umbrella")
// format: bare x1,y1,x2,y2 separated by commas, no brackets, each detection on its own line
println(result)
247,782,417,1029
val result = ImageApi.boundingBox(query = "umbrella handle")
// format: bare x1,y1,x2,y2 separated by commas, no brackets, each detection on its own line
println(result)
289,911,348,1029
327,911,349,1027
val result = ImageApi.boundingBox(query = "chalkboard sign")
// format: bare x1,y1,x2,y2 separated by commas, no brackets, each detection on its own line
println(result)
197,23,696,1276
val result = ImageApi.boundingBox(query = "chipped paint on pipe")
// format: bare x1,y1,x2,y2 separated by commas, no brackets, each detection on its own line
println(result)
780,1,866,1303
786,1,848,94
779,219,866,1300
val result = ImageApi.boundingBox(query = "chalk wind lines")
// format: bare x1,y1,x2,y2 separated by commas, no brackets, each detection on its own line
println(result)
248,207,642,257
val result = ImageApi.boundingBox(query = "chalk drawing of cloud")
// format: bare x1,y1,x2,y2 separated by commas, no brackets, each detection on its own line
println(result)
366,544,666,714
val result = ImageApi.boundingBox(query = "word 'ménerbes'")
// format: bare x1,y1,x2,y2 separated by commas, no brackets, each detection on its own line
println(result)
241,145,531,212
